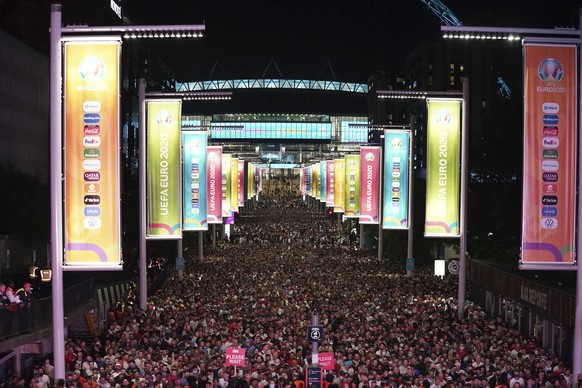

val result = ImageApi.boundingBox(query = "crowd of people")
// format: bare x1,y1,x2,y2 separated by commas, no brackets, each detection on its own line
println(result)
0,280,34,335
7,175,579,387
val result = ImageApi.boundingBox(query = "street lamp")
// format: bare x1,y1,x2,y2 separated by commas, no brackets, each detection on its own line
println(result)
441,20,582,375
50,3,205,381
377,83,469,320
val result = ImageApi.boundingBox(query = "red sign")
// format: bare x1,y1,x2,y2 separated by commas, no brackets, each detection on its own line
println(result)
318,352,335,370
225,348,246,366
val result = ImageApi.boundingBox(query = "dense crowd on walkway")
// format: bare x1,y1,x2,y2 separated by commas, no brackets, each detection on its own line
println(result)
13,175,579,388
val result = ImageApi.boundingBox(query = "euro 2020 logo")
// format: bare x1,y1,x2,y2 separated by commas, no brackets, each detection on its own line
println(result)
79,56,105,84
365,152,375,162
435,109,452,124
390,137,402,150
538,58,564,82
156,111,173,125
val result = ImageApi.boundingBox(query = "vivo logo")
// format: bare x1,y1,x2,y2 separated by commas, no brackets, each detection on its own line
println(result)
541,206,558,217
84,207,101,217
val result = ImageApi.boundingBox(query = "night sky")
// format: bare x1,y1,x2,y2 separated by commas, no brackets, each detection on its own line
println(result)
118,0,581,82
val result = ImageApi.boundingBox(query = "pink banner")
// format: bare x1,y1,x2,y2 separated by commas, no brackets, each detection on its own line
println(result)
326,160,335,206
359,147,380,224
238,159,245,207
207,146,222,223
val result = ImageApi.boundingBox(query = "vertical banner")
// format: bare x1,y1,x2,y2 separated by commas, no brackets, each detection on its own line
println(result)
63,40,122,269
313,163,320,200
222,154,232,219
521,43,577,269
207,146,222,223
238,159,245,207
255,165,261,194
182,132,207,231
146,100,182,239
344,155,361,218
326,161,335,207
383,131,411,229
231,158,239,213
308,165,313,197
360,146,381,224
334,159,345,213
320,161,327,203
425,99,461,237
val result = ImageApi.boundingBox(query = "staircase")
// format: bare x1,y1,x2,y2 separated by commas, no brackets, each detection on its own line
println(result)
67,312,97,343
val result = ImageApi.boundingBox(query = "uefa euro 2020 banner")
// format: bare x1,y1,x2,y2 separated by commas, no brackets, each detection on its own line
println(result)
146,100,182,239
326,160,335,207
320,161,327,203
182,131,207,231
521,43,577,270
344,154,361,218
238,159,245,207
425,99,461,237
207,146,223,224
64,40,122,269
221,154,232,218
383,132,410,229
231,158,239,213
334,159,345,213
359,146,381,225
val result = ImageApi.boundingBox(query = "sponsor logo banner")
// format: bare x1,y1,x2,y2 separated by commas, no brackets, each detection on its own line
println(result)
183,132,207,231
207,146,223,223
383,132,410,229
326,160,335,207
320,161,327,203
222,154,232,218
425,99,461,237
238,159,245,207
359,146,381,224
231,158,239,213
344,155,361,218
522,43,577,268
334,159,345,213
64,40,122,269
146,100,182,238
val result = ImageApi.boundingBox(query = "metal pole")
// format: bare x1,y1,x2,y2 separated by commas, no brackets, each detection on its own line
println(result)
138,78,148,310
407,128,414,259
212,224,216,247
573,7,582,377
177,238,183,280
198,231,204,262
359,224,364,249
457,78,469,320
50,3,65,381
311,307,319,365
378,144,384,262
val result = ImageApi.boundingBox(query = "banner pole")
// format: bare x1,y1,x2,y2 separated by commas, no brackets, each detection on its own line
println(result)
457,78,470,320
138,78,148,310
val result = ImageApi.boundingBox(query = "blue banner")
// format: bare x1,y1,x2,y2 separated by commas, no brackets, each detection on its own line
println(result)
383,130,410,229
182,132,208,230
320,161,327,203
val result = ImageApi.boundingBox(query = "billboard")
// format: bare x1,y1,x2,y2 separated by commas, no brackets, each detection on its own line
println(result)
146,100,182,239
63,40,122,269
207,146,222,223
344,155,360,218
182,132,207,231
425,99,461,237
359,146,381,224
521,43,577,269
334,159,345,213
326,160,335,207
383,131,411,229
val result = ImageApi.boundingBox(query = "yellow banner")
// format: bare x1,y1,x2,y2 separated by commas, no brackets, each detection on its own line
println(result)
334,159,345,213
64,40,122,269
